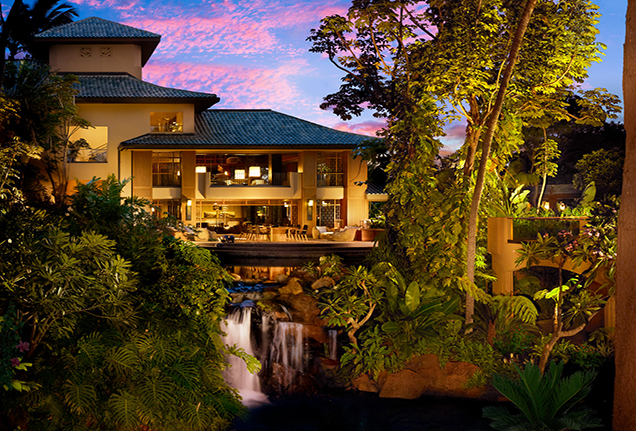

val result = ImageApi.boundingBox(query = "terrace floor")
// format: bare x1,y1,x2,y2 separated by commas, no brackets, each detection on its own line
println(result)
197,239,376,267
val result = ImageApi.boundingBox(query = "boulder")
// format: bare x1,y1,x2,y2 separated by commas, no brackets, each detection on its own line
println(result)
275,273,289,284
379,370,427,399
352,354,498,400
405,354,443,386
438,361,484,398
281,293,321,325
311,276,336,290
278,277,304,295
352,374,380,393
303,324,328,344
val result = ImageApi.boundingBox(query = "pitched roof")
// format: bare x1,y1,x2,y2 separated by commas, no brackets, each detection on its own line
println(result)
34,17,161,65
74,75,220,111
35,17,161,39
120,109,376,149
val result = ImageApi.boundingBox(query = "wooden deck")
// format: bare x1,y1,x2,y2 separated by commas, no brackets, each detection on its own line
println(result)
198,240,376,267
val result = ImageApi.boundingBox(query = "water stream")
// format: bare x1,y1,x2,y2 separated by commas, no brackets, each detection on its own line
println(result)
221,306,269,407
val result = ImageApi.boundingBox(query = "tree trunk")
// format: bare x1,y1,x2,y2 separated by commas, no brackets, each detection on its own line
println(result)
614,2,636,429
465,0,537,325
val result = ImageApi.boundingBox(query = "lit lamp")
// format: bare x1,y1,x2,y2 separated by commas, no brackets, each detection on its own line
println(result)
186,199,192,221
307,199,314,221
195,166,207,173
249,166,261,177
235,169,245,180
542,201,550,211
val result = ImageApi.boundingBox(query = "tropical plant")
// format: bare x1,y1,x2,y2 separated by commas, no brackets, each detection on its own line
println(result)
0,176,246,430
309,0,620,326
469,295,539,349
2,61,91,206
483,361,602,431
515,200,617,373
316,265,382,347
0,0,77,86
375,263,462,357
573,148,624,198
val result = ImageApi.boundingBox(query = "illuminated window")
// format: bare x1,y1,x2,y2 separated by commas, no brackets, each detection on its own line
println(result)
317,152,343,186
152,152,181,187
150,112,183,133
68,126,108,163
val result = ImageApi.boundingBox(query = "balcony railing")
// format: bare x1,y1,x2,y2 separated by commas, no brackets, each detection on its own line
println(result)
202,172,302,200
210,172,290,187
68,147,107,163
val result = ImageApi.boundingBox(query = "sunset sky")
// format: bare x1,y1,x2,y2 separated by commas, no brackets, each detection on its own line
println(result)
53,0,629,149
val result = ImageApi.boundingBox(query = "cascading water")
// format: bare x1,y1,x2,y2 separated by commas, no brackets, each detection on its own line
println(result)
221,305,269,407
269,321,305,391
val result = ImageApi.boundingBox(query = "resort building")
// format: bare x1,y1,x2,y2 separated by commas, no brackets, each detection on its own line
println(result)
33,17,376,230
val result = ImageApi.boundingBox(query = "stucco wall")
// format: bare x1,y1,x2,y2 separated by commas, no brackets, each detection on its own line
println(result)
49,44,143,78
70,103,195,189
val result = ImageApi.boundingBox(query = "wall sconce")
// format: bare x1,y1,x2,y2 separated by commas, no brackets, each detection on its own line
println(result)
186,200,192,220
234,169,245,179
249,166,261,177
195,166,207,173
307,199,314,221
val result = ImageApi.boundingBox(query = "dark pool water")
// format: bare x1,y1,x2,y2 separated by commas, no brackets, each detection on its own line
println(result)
229,390,495,431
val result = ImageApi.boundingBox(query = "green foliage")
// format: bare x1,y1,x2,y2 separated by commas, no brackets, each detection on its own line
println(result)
3,61,91,206
0,306,36,392
573,148,624,198
469,295,539,351
483,361,602,431
0,138,42,203
547,340,607,370
0,177,245,429
310,1,619,327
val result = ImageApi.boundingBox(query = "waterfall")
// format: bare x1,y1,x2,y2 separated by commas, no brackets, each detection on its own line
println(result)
221,306,269,407
269,321,305,390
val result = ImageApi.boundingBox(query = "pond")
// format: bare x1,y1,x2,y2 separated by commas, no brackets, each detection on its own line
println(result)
229,390,495,431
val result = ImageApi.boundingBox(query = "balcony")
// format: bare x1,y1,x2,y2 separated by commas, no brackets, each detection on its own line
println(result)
68,147,107,163
200,172,302,200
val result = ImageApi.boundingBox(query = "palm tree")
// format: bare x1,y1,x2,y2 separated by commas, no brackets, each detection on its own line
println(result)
0,0,77,87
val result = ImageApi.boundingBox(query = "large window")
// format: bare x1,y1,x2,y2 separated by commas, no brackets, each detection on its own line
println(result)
317,200,341,228
152,152,181,187
196,153,298,186
150,112,183,133
68,126,108,163
317,152,343,186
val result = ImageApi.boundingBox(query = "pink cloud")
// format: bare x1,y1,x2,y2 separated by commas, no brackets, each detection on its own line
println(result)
71,0,145,11
144,59,307,109
332,120,385,137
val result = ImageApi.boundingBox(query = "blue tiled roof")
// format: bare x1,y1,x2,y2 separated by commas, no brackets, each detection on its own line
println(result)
120,109,377,149
365,183,386,195
75,75,219,111
34,17,160,40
